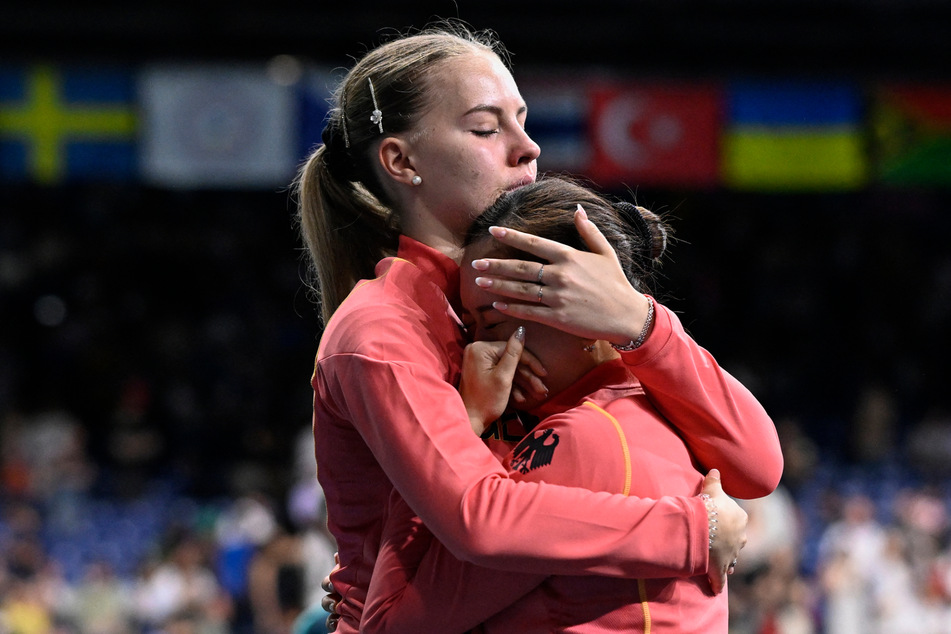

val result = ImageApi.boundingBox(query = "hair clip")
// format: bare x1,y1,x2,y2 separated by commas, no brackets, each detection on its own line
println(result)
367,78,383,133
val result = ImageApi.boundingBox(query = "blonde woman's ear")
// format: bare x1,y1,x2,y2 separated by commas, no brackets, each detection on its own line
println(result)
377,136,414,183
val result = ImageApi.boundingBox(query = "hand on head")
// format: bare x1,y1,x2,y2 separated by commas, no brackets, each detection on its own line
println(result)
471,205,652,347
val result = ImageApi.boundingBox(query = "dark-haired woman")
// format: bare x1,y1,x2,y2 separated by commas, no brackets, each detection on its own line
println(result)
362,176,783,633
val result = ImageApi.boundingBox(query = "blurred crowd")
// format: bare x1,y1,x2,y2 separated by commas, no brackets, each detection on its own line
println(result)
4,408,951,633
1,417,335,634
727,419,951,634
2,183,951,633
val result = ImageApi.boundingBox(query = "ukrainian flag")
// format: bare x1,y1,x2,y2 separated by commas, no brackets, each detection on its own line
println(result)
722,81,867,191
0,65,137,184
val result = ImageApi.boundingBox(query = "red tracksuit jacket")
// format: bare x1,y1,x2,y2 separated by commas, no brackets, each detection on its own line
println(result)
312,236,781,633
364,358,780,632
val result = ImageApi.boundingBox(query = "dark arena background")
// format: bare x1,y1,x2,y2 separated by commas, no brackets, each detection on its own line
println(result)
2,2,951,632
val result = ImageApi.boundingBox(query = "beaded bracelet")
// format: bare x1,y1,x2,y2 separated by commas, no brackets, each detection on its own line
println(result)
699,493,718,551
611,296,654,352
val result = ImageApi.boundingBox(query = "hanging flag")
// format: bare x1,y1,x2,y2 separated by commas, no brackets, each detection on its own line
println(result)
139,64,296,189
873,84,951,186
520,77,589,174
586,81,722,189
0,65,136,184
722,81,867,191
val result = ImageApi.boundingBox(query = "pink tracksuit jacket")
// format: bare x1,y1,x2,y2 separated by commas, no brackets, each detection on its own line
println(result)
312,236,782,633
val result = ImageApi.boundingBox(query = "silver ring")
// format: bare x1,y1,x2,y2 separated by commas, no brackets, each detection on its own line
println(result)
536,285,544,303
536,265,545,284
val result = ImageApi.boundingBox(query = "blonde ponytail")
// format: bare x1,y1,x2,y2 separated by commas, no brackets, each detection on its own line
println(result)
294,145,398,324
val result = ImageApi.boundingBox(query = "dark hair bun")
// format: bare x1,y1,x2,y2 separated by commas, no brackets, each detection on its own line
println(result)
613,202,668,266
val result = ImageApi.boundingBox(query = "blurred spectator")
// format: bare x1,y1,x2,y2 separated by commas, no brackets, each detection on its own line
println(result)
1,409,96,516
132,530,231,632
106,377,166,500
817,493,887,634
730,486,816,634
849,383,899,465
63,561,134,634
0,578,53,634
907,408,951,479
214,493,278,597
871,529,925,634
246,530,303,634
287,427,336,608
772,417,818,494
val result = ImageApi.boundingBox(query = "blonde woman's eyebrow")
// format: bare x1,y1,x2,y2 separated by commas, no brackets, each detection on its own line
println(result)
463,104,527,118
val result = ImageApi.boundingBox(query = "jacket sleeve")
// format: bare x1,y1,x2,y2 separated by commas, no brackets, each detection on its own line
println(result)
618,300,784,499
363,490,545,634
363,413,664,634
317,348,710,578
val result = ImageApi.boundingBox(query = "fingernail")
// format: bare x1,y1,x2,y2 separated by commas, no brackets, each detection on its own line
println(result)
489,226,507,238
474,277,492,288
492,301,508,311
515,326,525,342
328,582,334,593
576,204,588,220
471,259,489,271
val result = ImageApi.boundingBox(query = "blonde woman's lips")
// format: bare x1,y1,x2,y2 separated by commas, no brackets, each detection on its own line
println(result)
507,175,535,191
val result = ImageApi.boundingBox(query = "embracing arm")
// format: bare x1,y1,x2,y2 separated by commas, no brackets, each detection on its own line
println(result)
318,350,710,578
617,302,783,499
362,490,544,634
361,406,746,633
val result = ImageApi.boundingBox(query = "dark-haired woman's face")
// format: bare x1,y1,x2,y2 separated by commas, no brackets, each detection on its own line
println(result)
461,239,599,409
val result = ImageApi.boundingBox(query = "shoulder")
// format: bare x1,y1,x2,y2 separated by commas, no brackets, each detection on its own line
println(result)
319,257,456,360
504,401,638,495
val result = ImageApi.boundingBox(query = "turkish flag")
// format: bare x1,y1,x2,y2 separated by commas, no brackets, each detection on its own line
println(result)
587,82,723,188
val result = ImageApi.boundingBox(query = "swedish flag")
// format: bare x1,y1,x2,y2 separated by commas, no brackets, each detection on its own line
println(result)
0,65,136,184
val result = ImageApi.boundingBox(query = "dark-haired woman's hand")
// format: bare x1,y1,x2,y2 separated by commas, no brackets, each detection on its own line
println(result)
469,205,649,346
459,327,528,434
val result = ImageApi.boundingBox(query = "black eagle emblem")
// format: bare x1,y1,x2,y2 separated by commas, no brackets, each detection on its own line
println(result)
510,428,560,474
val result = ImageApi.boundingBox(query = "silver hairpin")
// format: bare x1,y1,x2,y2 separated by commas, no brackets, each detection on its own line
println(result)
367,78,383,133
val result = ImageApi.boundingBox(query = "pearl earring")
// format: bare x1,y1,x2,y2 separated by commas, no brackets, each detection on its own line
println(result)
411,175,422,186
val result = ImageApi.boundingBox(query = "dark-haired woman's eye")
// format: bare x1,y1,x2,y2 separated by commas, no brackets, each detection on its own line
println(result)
483,317,509,332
